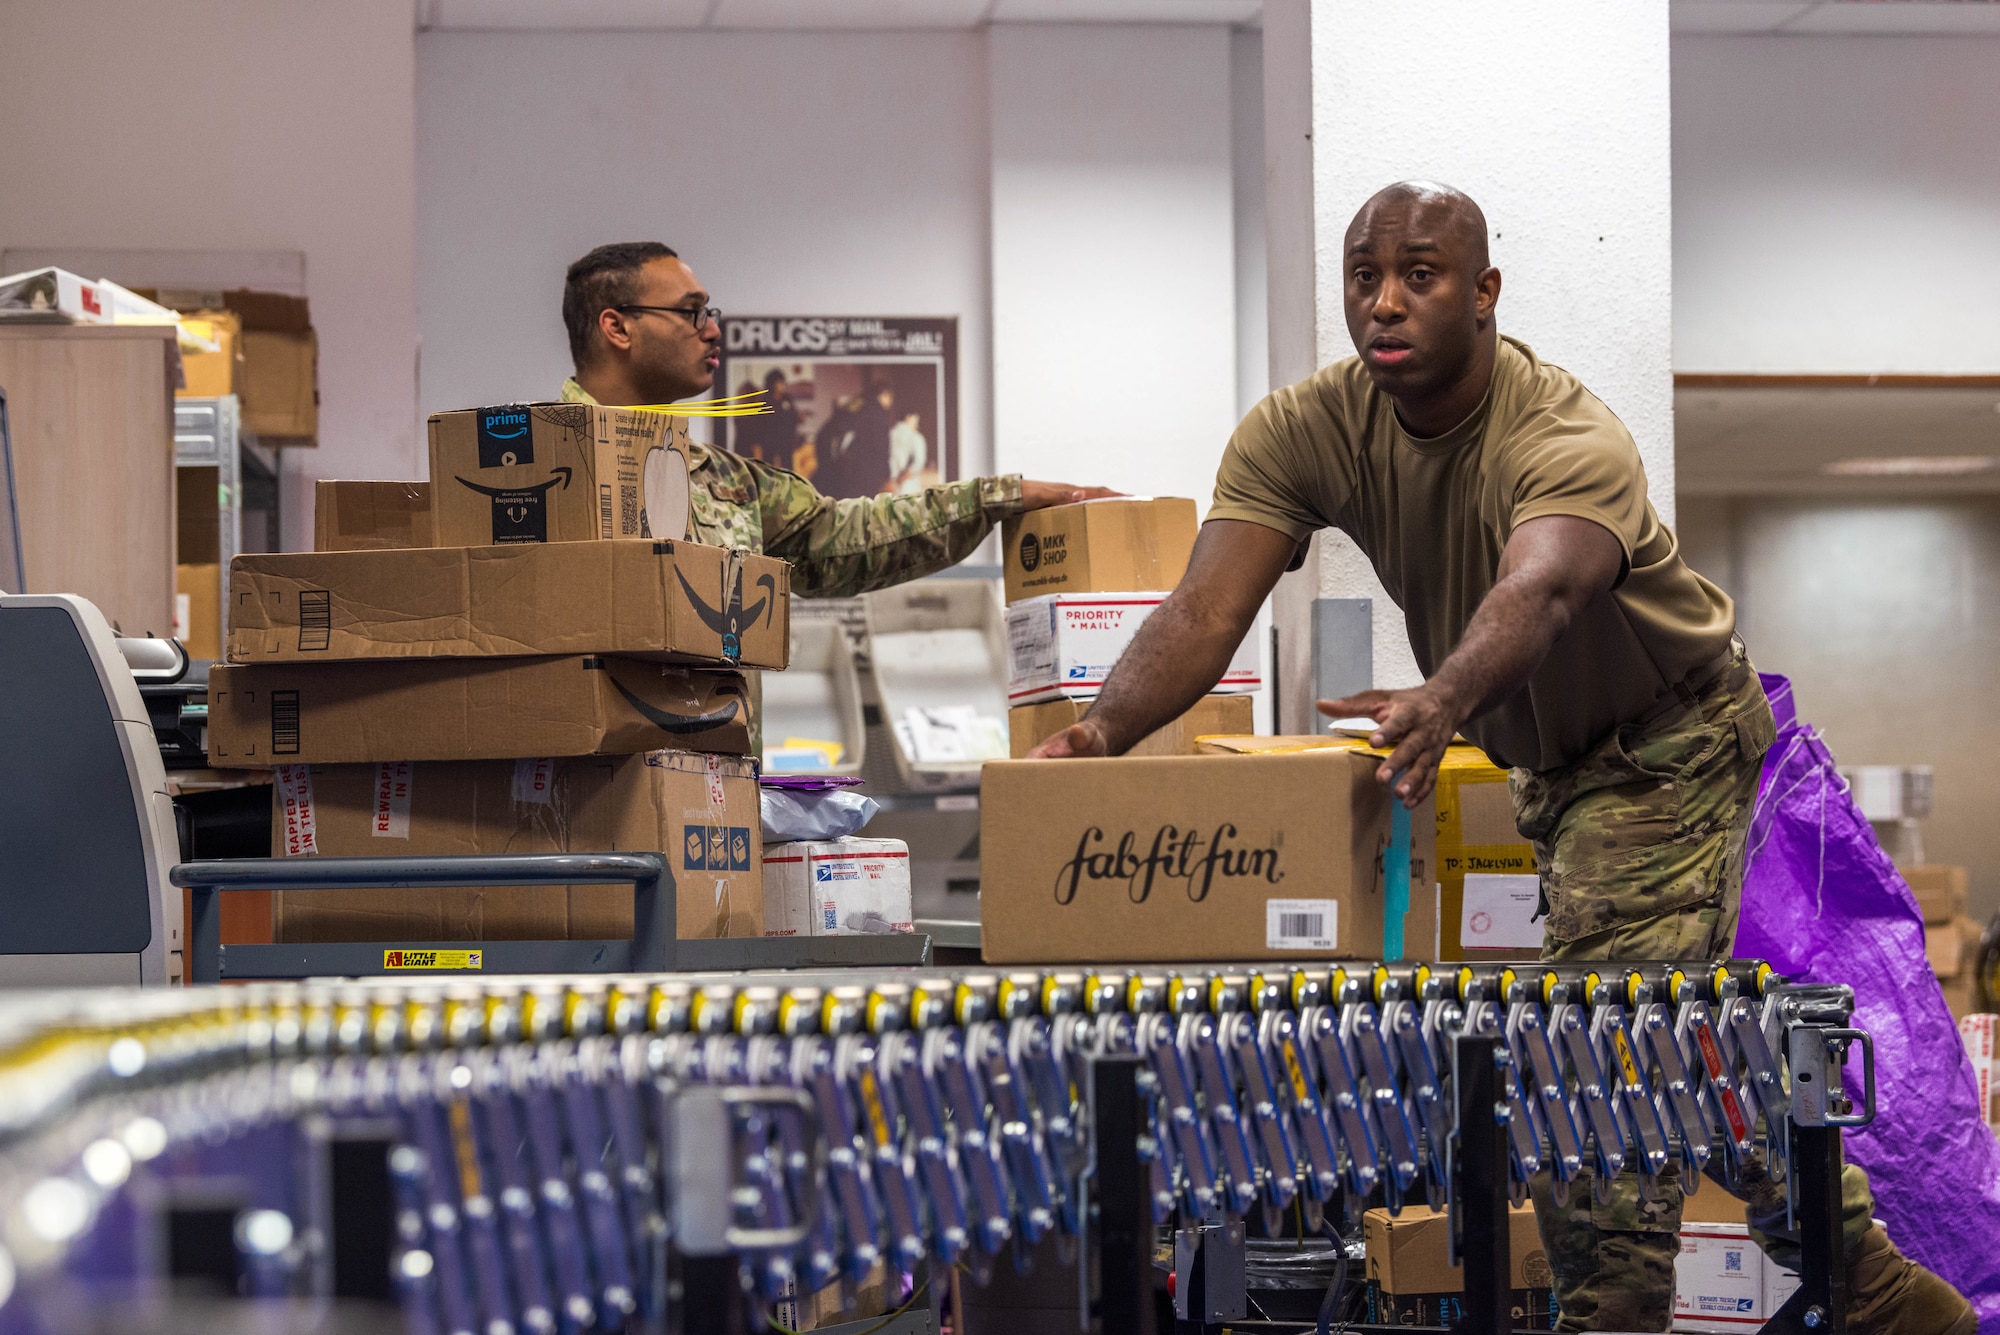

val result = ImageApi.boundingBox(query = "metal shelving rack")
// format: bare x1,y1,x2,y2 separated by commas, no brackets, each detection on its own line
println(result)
173,394,280,658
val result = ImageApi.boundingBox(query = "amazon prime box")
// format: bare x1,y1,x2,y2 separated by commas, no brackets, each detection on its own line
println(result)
428,401,692,546
978,748,1433,964
208,657,751,766
227,539,789,670
269,750,762,943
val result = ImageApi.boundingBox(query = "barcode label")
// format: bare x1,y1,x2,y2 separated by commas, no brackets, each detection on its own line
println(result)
270,690,302,755
600,483,614,537
620,483,639,536
1266,899,1338,951
298,590,331,651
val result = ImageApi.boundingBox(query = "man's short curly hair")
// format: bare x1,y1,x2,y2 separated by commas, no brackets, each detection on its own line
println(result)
562,241,679,369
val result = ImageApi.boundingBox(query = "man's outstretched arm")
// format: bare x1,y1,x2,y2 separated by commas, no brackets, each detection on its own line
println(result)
1319,514,1623,805
1030,519,1299,757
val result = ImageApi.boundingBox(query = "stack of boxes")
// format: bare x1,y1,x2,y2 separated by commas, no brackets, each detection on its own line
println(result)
207,401,791,948
1000,497,1257,755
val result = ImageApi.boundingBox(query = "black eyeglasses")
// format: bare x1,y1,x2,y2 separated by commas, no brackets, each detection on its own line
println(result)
615,303,721,332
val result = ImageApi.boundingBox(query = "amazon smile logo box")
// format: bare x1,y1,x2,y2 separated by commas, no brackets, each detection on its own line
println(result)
429,401,693,546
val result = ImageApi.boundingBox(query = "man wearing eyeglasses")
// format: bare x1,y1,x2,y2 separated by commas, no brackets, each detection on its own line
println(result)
558,241,1112,593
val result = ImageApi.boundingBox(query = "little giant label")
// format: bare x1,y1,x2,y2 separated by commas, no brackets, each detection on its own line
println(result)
1265,898,1338,951
382,949,483,970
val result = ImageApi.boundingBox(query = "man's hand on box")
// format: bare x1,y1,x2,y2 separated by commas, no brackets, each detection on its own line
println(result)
1317,686,1461,808
1028,720,1111,759
1020,481,1125,511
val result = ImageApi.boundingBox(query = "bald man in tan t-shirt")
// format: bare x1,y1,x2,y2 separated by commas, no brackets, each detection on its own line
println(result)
1031,183,1970,1335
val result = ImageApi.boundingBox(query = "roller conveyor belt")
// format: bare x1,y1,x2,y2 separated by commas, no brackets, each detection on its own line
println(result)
0,959,1875,1334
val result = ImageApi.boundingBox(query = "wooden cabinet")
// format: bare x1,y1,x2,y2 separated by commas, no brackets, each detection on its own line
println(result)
0,325,177,635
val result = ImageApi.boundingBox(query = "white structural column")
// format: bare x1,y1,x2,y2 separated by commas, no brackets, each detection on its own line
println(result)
988,24,1239,502
1263,0,1675,728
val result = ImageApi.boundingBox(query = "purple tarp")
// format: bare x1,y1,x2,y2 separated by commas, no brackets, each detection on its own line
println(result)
1737,673,2000,1329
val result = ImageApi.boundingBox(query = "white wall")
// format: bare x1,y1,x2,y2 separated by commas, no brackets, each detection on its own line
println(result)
988,25,1238,503
1230,27,1269,421
417,29,995,470
0,0,420,551
1674,36,2000,374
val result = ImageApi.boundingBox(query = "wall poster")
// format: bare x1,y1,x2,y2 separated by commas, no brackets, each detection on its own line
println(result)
715,316,957,501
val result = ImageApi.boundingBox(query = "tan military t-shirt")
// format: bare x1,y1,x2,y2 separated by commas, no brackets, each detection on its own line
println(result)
1211,336,1734,772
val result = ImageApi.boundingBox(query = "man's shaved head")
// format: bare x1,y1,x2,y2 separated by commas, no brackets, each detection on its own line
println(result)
1340,180,1502,435
1346,181,1490,270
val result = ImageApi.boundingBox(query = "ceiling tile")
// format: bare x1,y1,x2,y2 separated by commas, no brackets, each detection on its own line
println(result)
707,0,992,28
990,0,1260,22
422,0,713,29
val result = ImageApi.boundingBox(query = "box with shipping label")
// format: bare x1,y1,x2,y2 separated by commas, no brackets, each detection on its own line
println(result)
1962,1013,2000,1133
762,838,915,938
314,480,434,552
227,539,789,669
1001,497,1198,604
1008,692,1254,759
270,750,762,943
208,658,752,767
1004,592,1259,706
1434,745,1539,960
978,749,1434,964
1674,1224,1770,1332
1363,1205,1554,1330
429,402,692,547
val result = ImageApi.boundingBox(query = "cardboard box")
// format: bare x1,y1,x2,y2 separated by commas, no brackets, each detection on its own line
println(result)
176,311,242,398
315,481,434,552
208,657,752,767
762,838,915,937
1008,693,1254,759
239,327,317,437
271,750,762,942
1905,865,1969,925
227,539,790,670
1433,746,1538,960
978,748,1434,964
1675,1224,1770,1331
1363,1205,1554,1329
176,562,222,661
1960,1013,2000,1133
429,402,693,547
1001,497,1198,604
1004,592,1259,706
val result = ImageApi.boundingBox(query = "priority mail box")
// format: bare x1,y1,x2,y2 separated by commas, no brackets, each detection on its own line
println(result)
978,749,1434,964
1007,693,1254,759
314,480,433,552
1674,1225,1771,1332
1001,497,1198,604
1363,1205,1554,1330
270,750,762,943
762,838,915,937
227,539,789,669
1005,593,1260,706
208,658,752,766
429,402,691,546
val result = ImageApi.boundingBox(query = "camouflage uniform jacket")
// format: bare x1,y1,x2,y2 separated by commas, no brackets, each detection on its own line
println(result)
559,378,1024,597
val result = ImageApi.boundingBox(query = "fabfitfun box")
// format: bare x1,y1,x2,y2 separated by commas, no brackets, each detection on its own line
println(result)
978,749,1434,964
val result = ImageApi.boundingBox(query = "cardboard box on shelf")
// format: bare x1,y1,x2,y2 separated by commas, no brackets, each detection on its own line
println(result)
1004,592,1259,706
176,311,242,398
1007,692,1254,759
239,328,317,437
314,481,433,552
1904,865,1968,925
762,838,915,937
1363,1204,1554,1330
227,539,790,669
175,563,221,661
1001,496,1198,604
429,402,693,546
208,658,752,767
1927,911,1987,1019
978,748,1434,964
271,750,761,943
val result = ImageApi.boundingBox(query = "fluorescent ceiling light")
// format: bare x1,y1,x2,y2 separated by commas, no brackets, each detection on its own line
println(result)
1820,455,2000,478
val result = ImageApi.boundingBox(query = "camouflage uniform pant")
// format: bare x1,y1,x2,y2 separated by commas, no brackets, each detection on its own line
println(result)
1507,647,1879,1331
